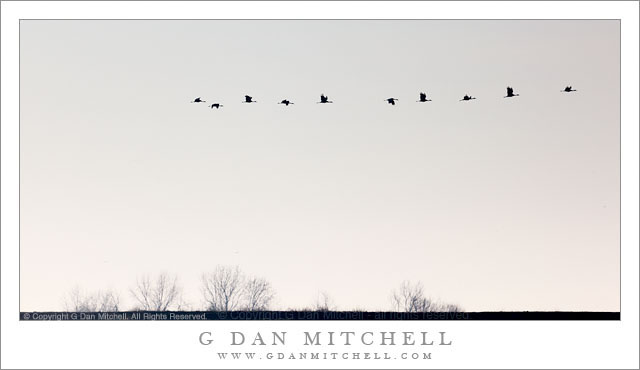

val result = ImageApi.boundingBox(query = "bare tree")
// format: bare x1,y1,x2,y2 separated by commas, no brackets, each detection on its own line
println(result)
64,287,121,312
130,273,181,311
313,291,335,312
64,286,96,312
243,276,275,311
392,281,426,312
201,265,245,311
201,265,277,311
391,281,462,313
440,303,463,313
97,290,121,311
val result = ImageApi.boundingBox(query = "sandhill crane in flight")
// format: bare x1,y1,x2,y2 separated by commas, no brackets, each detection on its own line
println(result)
504,87,519,98
417,92,432,102
210,103,223,109
386,98,399,105
278,99,294,106
460,94,476,101
191,97,206,103
243,95,257,103
562,86,577,93
317,94,333,104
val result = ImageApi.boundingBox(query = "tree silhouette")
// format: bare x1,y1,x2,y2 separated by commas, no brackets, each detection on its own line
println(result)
201,265,245,311
243,276,275,311
313,291,335,312
130,273,181,311
391,281,462,312
64,286,120,312
201,265,276,311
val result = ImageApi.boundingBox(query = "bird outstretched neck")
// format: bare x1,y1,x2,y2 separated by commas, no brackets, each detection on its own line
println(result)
385,98,399,105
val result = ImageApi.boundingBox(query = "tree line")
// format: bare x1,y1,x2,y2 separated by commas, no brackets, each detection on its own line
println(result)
63,265,461,313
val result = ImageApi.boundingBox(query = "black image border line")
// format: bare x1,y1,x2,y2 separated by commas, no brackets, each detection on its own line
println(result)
17,18,622,321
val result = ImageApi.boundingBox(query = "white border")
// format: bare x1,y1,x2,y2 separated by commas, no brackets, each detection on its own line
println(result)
2,1,638,369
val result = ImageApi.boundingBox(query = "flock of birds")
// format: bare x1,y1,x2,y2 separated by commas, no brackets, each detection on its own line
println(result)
191,86,578,109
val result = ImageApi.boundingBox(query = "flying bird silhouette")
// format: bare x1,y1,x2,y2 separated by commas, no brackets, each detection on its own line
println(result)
417,92,432,102
209,103,223,109
460,94,476,101
317,94,333,104
504,87,519,98
386,98,399,105
191,97,206,103
278,99,294,106
562,86,577,92
243,95,257,103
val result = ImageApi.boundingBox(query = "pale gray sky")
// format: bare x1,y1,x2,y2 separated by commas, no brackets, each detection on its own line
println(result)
20,20,620,312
